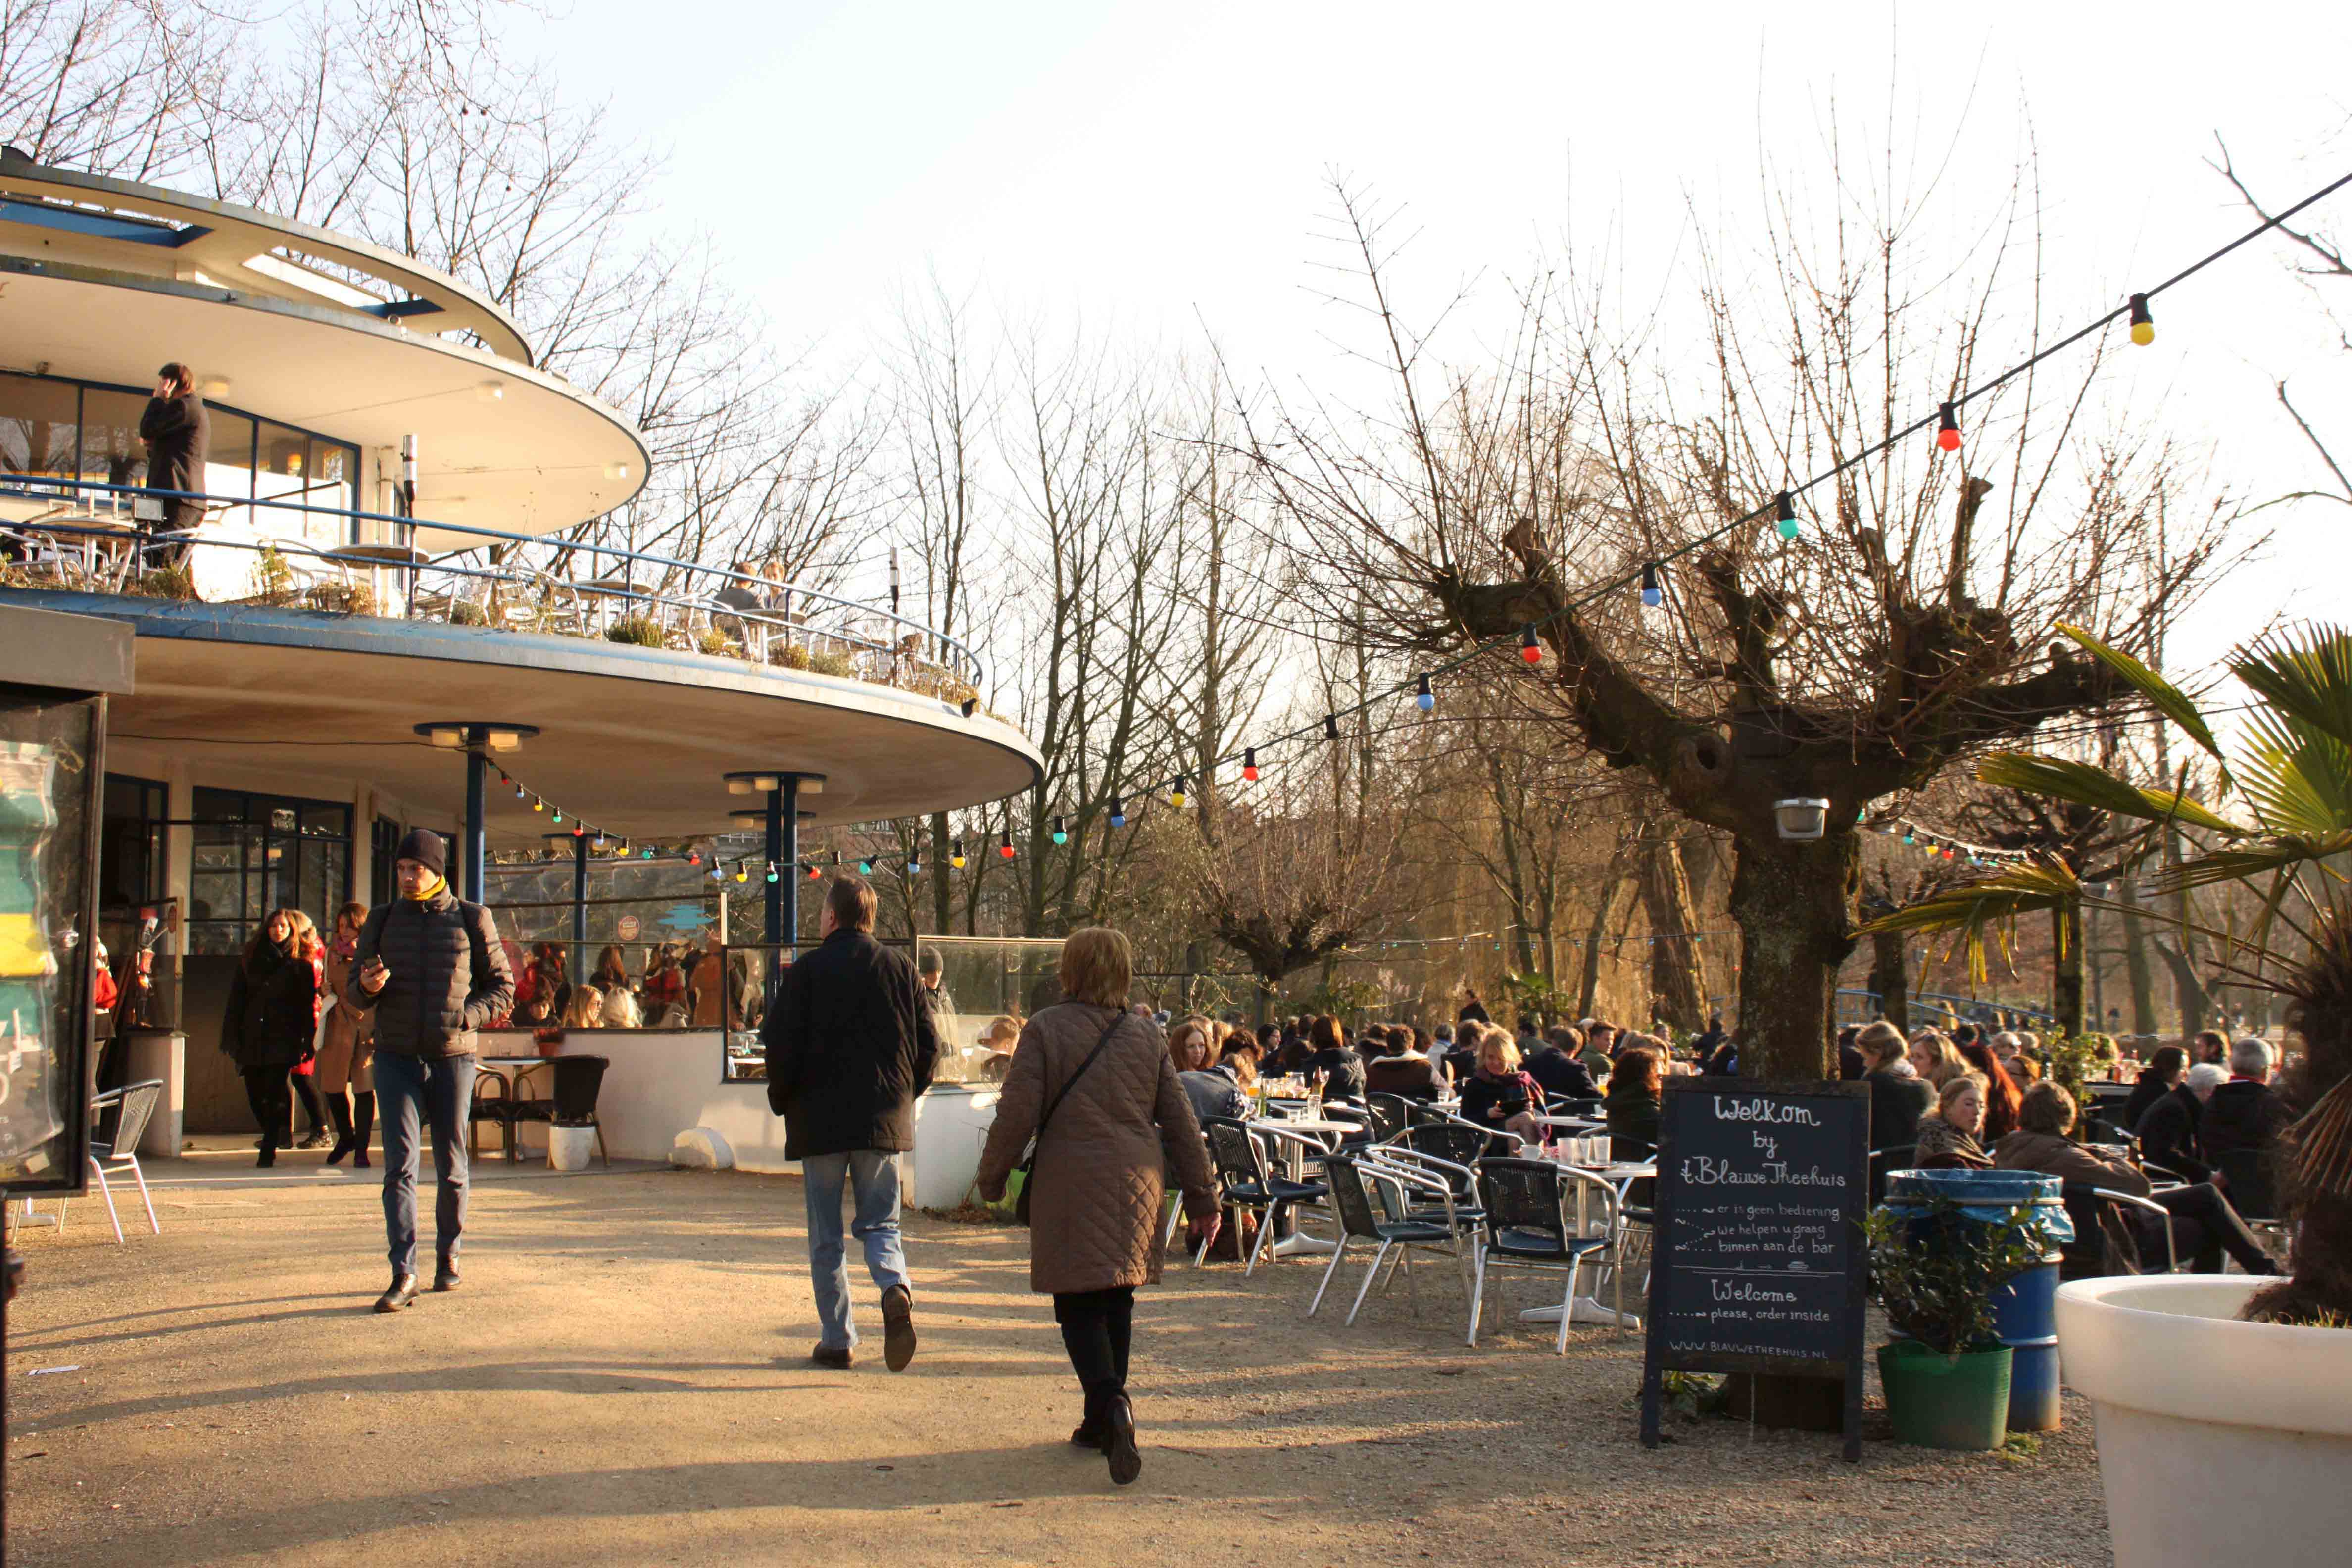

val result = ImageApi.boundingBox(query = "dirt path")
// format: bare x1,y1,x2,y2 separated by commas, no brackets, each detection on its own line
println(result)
6,1169,2110,1566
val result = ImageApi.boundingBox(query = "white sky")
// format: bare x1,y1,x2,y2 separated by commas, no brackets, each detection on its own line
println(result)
521,0,2351,688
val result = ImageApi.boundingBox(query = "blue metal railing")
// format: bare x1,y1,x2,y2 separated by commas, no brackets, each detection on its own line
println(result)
1836,987,2058,1028
0,471,984,691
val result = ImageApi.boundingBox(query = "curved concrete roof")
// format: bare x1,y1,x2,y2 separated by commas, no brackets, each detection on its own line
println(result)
1,150,534,362
17,589,1041,843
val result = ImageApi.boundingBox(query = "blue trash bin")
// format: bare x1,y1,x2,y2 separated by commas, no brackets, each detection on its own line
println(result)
1877,1169,2074,1432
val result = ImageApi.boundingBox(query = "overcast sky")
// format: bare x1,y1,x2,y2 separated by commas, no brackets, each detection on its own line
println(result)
520,1,2350,687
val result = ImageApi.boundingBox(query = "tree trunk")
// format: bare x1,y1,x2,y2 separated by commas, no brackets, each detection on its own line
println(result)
2053,899,2085,1037
1727,829,1859,1081
1638,834,1709,1033
928,811,951,934
1868,928,1910,1032
2121,877,2160,1037
1576,872,1625,1017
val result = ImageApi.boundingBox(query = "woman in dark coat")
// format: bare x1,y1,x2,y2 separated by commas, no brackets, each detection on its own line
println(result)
977,927,1220,1488
221,908,324,1167
2122,1046,2188,1132
1604,1043,1665,1159
138,363,209,562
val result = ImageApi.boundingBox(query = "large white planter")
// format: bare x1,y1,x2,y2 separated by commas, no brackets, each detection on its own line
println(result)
2056,1275,2352,1568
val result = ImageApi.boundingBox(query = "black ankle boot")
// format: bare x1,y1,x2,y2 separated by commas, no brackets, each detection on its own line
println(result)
352,1092,375,1168
324,1097,357,1166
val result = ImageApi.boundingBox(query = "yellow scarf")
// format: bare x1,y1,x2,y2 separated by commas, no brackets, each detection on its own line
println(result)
406,871,448,902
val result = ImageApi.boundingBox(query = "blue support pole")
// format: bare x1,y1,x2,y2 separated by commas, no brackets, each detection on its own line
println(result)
464,729,487,902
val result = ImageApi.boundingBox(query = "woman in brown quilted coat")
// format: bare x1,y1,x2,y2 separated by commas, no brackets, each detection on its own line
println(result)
977,927,1221,1487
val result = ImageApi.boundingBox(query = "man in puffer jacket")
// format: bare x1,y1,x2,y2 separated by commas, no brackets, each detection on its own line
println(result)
344,829,513,1311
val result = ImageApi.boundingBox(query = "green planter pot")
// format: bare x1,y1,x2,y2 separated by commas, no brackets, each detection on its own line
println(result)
1877,1340,2012,1451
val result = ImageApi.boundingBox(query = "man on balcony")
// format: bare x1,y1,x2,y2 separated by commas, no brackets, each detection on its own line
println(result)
137,363,208,567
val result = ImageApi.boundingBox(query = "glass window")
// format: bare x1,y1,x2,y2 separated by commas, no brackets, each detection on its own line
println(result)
203,407,256,503
187,787,349,952
77,387,152,501
0,372,78,478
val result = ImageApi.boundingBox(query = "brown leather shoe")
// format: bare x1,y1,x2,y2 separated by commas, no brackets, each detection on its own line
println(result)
881,1284,917,1372
374,1275,418,1313
1103,1395,1141,1485
810,1344,853,1369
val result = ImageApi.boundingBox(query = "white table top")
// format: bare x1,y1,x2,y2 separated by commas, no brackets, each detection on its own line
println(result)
1257,1117,1358,1135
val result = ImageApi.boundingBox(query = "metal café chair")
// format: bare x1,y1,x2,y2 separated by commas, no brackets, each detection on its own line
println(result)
497,1055,611,1165
85,1080,165,1243
1363,1092,1413,1144
1200,1118,1324,1275
1311,1153,1470,1325
1470,1158,1624,1353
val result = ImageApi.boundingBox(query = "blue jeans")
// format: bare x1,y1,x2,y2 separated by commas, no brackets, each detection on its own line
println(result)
801,1150,909,1350
377,1052,477,1277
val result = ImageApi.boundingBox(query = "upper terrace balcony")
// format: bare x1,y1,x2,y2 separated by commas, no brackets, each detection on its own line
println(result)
0,148,645,537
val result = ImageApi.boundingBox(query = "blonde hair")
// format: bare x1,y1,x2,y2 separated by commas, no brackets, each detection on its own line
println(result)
1937,1070,1988,1115
601,985,642,1029
1476,1026,1520,1072
1058,926,1132,1008
562,984,606,1029
1918,1032,1968,1089
1857,1020,1907,1067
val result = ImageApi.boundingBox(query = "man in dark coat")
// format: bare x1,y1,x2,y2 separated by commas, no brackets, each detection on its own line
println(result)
2137,1064,2223,1185
1524,1026,1598,1100
345,829,512,1312
137,363,208,565
2202,1037,2288,1170
762,875,940,1371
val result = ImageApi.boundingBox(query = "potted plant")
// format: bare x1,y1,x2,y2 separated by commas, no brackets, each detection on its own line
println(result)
1862,1191,2046,1449
1865,624,2352,1563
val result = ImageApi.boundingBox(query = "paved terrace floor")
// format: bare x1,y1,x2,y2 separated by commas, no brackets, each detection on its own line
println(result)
6,1167,2111,1567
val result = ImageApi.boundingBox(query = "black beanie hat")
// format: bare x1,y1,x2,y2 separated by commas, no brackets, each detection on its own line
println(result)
394,828,447,878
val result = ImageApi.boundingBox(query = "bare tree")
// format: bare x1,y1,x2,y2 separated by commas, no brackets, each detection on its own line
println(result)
1236,160,2244,1080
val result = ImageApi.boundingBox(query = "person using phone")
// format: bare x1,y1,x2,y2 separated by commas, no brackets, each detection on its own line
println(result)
136,363,208,567
1455,1023,1548,1149
342,830,512,1312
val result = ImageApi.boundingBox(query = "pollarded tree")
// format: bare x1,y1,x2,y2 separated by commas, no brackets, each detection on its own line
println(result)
1235,163,2246,1081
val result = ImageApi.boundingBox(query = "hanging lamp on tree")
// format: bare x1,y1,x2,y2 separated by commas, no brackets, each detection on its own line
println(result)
1241,748,1258,782
1937,401,1961,452
2129,292,2155,346
1171,775,1188,808
998,831,1015,860
1519,626,1542,664
1775,491,1800,541
1640,563,1663,609
1325,713,1341,741
950,837,966,870
1109,796,1126,829
1051,815,1068,845
1416,673,1435,712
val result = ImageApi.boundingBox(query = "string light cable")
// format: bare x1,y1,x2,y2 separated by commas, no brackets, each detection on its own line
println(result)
1097,163,2352,818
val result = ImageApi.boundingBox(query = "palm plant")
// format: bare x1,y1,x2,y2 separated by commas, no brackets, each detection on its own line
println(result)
1865,623,2352,1323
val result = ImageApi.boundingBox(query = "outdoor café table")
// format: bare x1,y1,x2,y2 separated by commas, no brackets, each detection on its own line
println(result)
326,542,429,617
1533,1113,1606,1134
567,575,642,633
477,1055,558,1161
1254,1115,1356,1257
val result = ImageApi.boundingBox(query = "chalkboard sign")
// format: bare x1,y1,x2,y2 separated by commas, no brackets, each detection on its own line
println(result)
1639,1078,1870,1460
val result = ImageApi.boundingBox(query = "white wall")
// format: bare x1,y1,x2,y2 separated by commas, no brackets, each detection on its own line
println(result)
472,1029,998,1196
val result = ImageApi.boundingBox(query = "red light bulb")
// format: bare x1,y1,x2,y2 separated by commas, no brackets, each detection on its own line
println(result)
1519,626,1543,664
1936,401,1961,453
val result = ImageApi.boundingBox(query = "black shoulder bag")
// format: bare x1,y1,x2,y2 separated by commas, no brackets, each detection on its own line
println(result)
1014,1009,1129,1227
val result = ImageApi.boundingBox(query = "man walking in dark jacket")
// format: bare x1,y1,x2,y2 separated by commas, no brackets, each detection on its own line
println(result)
762,876,940,1371
344,829,512,1312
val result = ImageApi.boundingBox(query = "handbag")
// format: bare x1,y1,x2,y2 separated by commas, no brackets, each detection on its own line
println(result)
1014,1009,1130,1227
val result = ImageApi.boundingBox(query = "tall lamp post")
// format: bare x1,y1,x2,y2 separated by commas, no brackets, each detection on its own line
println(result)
414,723,538,901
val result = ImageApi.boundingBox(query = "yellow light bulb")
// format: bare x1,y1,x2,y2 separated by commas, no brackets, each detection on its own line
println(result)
2130,320,2155,347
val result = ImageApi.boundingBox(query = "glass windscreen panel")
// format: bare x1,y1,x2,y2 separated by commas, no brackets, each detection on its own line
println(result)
912,936,1070,1084
718,940,913,1083
76,388,151,514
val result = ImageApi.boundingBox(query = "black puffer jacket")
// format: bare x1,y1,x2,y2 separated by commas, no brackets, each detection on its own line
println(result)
2199,1080,2286,1168
221,945,320,1069
138,392,209,529
343,889,513,1059
761,929,941,1159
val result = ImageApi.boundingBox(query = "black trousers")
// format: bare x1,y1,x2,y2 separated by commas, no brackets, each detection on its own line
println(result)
240,1066,293,1153
1052,1287,1136,1421
2150,1182,2275,1275
289,1070,327,1137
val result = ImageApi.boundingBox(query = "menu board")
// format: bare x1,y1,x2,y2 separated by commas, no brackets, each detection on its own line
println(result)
1639,1078,1869,1460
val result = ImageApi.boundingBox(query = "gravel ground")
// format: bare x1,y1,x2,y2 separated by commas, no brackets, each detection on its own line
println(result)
5,1168,2112,1566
